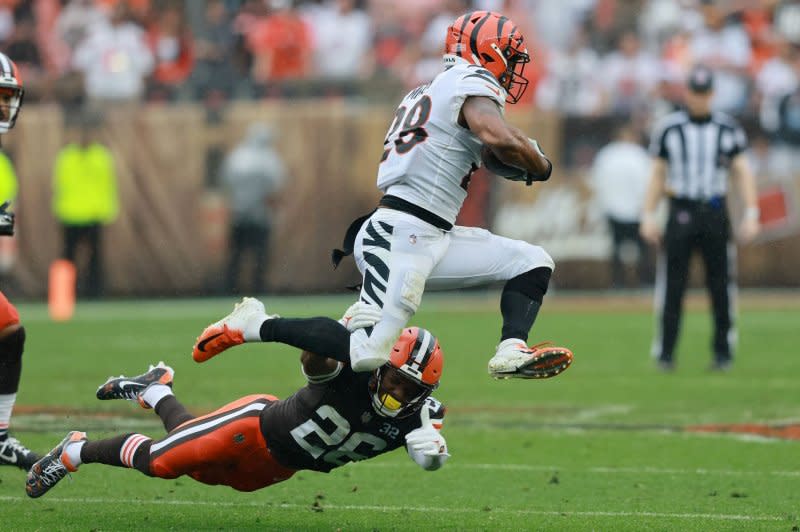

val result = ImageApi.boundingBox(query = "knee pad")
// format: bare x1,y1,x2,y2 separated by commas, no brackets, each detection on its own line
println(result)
504,267,552,304
399,270,426,313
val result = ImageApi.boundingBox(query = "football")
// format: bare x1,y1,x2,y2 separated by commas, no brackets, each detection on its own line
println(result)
480,146,527,181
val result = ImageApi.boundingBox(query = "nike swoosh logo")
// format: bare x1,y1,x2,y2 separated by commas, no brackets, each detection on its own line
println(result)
0,449,17,463
196,332,224,352
484,84,500,96
117,380,143,389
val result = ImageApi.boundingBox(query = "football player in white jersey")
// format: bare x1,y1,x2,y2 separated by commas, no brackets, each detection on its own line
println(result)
333,11,573,379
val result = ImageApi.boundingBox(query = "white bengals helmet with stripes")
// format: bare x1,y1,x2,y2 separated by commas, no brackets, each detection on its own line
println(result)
0,52,23,133
369,327,444,418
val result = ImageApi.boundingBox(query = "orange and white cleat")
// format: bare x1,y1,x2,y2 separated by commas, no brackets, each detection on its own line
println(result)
26,431,87,498
192,297,273,363
96,362,175,409
488,339,573,379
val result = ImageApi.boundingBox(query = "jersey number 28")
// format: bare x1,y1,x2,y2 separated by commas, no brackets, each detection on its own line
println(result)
380,95,432,163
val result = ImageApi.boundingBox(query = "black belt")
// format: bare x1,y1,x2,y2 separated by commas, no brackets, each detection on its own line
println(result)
331,195,453,270
670,196,726,210
379,195,453,231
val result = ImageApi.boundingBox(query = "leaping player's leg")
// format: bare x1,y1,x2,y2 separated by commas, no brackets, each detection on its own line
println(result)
427,226,572,379
350,210,448,372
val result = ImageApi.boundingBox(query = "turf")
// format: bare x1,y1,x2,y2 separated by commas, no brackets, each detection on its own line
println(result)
1,293,798,531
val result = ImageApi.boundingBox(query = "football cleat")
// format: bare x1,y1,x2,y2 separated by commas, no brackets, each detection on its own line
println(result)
192,297,274,363
96,361,174,409
26,431,87,498
488,339,573,379
0,435,40,471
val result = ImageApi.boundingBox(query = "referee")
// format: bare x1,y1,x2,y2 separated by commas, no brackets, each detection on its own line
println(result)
640,64,760,371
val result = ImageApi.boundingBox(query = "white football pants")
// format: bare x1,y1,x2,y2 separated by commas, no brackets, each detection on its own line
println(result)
350,208,554,370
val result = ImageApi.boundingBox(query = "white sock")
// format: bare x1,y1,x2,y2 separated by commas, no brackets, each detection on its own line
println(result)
64,440,85,469
141,384,173,409
497,338,526,351
0,393,16,432
243,314,268,342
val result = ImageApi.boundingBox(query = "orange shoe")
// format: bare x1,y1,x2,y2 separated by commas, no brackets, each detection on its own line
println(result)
192,297,273,363
488,339,573,379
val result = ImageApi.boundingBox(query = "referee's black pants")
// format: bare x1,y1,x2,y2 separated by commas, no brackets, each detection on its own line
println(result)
655,198,735,364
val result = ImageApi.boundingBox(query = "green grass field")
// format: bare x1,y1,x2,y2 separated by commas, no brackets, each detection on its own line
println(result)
1,292,798,531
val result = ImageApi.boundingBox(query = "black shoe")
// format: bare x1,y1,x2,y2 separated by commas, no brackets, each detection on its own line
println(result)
0,435,40,471
96,362,174,409
26,431,86,498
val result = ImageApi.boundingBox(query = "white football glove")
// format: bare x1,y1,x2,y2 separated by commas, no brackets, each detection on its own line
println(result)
339,301,382,332
405,405,449,470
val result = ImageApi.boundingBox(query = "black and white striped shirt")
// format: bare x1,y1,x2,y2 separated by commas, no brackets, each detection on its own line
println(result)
649,110,748,201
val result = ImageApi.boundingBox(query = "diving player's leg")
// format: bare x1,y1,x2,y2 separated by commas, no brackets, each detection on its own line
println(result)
350,210,448,372
0,291,38,470
193,298,355,364
192,297,277,362
427,226,571,379
27,394,285,498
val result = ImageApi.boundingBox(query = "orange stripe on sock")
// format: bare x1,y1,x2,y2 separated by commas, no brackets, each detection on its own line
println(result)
120,434,149,467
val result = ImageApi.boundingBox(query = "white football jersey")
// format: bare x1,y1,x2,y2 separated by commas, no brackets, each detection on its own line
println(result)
377,55,506,225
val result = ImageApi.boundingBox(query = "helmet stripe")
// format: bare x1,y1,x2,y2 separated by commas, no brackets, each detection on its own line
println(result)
496,15,509,40
459,11,474,34
0,54,11,77
413,329,433,367
455,11,475,57
469,12,492,60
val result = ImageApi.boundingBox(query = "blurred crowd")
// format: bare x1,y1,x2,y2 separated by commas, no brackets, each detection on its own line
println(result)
1,0,799,124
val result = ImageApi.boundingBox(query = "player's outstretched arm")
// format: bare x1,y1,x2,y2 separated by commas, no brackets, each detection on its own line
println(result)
640,158,668,246
461,96,552,181
731,154,760,243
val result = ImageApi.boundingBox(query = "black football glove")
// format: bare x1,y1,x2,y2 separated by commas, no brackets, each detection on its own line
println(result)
524,139,552,185
0,201,14,237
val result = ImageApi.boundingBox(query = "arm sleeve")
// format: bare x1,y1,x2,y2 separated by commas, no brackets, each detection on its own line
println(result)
730,123,748,158
648,119,669,160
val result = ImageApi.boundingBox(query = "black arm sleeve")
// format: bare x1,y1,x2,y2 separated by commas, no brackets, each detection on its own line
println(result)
259,317,350,363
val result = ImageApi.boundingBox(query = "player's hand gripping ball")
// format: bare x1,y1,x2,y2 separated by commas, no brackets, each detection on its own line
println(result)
480,146,527,182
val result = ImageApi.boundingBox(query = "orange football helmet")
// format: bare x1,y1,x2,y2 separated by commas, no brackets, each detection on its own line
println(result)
445,11,531,104
0,52,23,133
370,327,444,418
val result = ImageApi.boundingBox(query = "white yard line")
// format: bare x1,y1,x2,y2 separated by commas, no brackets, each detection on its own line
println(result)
358,462,800,477
0,496,786,522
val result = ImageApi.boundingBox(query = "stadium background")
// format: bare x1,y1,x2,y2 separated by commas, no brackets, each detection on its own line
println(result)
0,0,799,296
